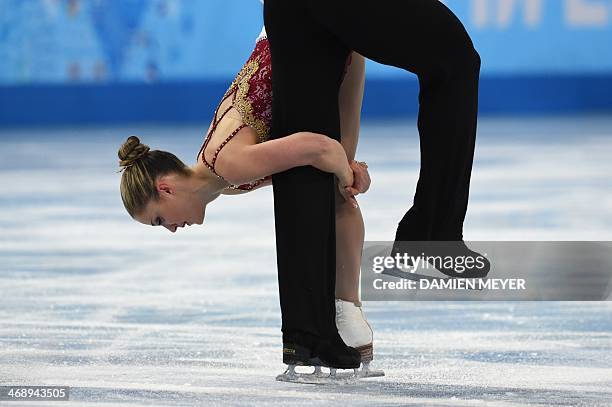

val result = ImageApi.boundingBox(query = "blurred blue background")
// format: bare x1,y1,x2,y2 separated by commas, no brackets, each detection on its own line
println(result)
1,0,612,125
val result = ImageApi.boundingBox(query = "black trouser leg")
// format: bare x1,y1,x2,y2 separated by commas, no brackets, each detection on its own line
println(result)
307,0,481,241
265,0,482,344
264,0,351,344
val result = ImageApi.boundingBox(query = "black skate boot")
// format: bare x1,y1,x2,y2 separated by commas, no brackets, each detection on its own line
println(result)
314,335,361,370
281,342,319,367
392,239,490,279
277,333,362,383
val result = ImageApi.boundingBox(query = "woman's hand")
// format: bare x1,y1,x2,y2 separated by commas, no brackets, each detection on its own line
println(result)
349,160,370,194
337,162,358,208
338,160,370,208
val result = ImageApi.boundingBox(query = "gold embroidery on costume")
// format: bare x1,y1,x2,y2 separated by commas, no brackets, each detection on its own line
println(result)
222,56,269,144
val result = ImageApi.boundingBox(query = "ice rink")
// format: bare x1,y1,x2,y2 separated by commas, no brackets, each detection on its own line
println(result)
1,116,611,406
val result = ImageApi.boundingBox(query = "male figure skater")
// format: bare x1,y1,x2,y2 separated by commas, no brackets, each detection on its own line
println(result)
265,0,490,371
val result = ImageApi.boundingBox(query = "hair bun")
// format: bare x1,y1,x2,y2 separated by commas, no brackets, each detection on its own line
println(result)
118,135,150,169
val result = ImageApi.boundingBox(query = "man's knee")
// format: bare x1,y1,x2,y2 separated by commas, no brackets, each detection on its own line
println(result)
447,40,481,76
466,46,481,74
424,44,481,84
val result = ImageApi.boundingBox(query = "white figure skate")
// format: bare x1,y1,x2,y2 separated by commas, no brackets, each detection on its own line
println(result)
335,299,385,378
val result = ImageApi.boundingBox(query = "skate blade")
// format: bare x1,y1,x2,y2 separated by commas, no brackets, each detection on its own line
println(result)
275,372,336,385
356,367,385,378
357,361,385,378
329,368,385,380
275,366,384,384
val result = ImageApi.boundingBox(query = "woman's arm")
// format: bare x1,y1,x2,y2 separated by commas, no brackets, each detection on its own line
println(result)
214,126,355,201
339,52,366,162
221,161,369,196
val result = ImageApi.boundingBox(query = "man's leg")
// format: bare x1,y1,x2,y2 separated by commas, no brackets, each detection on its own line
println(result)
307,0,481,242
264,0,360,360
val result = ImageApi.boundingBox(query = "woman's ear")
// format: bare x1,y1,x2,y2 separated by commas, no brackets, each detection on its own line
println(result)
155,176,174,196
156,172,186,195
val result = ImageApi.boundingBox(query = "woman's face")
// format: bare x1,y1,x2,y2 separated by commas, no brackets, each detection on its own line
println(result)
134,177,206,233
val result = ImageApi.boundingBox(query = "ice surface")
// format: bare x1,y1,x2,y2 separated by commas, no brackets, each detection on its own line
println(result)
1,116,611,406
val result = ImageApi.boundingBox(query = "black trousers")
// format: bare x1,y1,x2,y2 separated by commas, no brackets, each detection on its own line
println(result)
264,0,481,342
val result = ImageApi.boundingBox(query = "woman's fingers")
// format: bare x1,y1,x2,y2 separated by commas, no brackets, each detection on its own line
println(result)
337,161,366,208
338,183,354,206
345,186,360,196
350,163,371,194
342,186,359,208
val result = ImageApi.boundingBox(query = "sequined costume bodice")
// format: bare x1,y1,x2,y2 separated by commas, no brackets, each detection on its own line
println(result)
197,36,273,191
197,31,353,191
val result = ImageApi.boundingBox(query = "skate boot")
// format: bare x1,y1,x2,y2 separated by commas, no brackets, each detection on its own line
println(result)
335,299,385,378
276,334,361,384
391,239,490,279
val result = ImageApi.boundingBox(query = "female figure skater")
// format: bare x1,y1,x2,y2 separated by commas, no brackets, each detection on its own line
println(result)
117,27,378,375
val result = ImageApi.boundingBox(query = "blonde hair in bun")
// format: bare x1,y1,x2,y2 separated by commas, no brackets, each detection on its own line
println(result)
118,135,151,171
117,135,190,217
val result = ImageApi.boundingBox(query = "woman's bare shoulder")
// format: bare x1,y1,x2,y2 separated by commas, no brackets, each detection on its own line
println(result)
206,123,259,178
203,106,255,155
